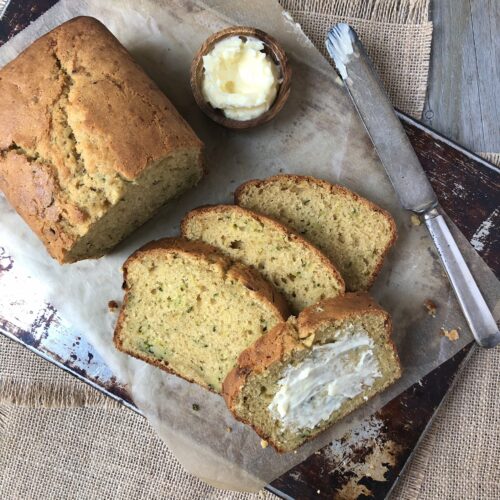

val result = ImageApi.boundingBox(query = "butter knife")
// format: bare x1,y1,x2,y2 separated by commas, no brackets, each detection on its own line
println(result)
326,23,500,348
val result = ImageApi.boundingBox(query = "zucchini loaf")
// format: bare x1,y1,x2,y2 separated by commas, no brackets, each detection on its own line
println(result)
181,205,345,313
235,175,397,291
0,17,204,263
222,293,401,452
114,238,288,393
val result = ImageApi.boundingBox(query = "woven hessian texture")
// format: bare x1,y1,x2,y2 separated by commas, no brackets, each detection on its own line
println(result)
0,403,275,500
280,0,432,118
0,335,113,408
1,1,498,499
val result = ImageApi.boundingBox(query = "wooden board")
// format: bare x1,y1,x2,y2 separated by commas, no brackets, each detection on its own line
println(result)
0,2,499,499
425,0,500,153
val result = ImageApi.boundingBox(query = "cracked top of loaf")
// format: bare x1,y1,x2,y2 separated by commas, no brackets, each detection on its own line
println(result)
0,17,204,262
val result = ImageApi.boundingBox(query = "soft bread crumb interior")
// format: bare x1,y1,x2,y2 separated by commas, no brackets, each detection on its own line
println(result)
237,177,395,291
117,251,282,392
66,150,202,261
182,207,343,312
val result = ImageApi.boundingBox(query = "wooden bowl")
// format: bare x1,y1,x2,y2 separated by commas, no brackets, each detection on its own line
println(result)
190,26,292,129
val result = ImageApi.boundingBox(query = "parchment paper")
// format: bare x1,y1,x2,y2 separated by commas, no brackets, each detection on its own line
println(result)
0,0,499,492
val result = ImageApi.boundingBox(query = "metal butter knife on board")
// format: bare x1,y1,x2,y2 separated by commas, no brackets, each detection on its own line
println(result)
326,24,500,348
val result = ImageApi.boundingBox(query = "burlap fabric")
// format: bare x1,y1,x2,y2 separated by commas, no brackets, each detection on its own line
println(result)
279,0,432,118
1,1,497,498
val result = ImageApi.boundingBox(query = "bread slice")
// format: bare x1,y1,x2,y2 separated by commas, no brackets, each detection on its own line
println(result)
222,293,401,452
114,238,288,393
235,175,397,291
181,205,345,313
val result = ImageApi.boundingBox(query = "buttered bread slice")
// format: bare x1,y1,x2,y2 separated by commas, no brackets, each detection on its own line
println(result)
181,205,345,313
223,293,401,452
114,238,288,393
235,175,397,291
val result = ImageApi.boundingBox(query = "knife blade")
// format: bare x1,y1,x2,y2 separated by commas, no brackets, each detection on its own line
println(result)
325,23,500,348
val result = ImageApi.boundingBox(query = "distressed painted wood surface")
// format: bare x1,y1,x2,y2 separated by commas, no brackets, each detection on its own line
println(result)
403,120,500,272
0,1,499,499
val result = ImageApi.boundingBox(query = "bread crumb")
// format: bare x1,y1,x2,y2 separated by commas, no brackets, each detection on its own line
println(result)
442,328,459,341
260,439,269,449
424,299,437,318
301,334,315,348
411,214,421,226
108,300,119,311
226,426,232,433
293,450,297,454
192,403,200,411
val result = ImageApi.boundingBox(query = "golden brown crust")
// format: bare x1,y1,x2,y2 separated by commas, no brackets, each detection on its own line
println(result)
122,236,229,270
113,237,289,388
222,292,402,448
0,151,77,262
0,17,203,262
234,174,398,290
297,292,388,335
297,293,401,379
0,16,202,177
222,320,302,407
226,262,289,318
180,204,345,293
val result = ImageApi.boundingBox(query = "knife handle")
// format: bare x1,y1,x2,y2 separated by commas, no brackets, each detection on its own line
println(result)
424,207,500,348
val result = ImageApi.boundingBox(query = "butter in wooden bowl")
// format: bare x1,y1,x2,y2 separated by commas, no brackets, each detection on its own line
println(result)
191,27,291,129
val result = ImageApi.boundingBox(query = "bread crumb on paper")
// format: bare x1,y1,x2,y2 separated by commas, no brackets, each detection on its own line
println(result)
411,214,422,226
260,439,269,449
424,299,437,318
226,426,232,433
108,300,119,312
442,328,460,341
